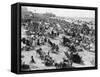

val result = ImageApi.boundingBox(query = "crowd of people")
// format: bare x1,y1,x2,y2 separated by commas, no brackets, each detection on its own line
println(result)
21,12,95,71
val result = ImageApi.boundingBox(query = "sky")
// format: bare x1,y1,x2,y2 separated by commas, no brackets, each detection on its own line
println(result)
22,6,95,18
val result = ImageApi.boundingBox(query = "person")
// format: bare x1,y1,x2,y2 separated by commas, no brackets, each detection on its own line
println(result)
30,56,35,63
70,52,82,64
44,55,54,66
37,39,40,46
